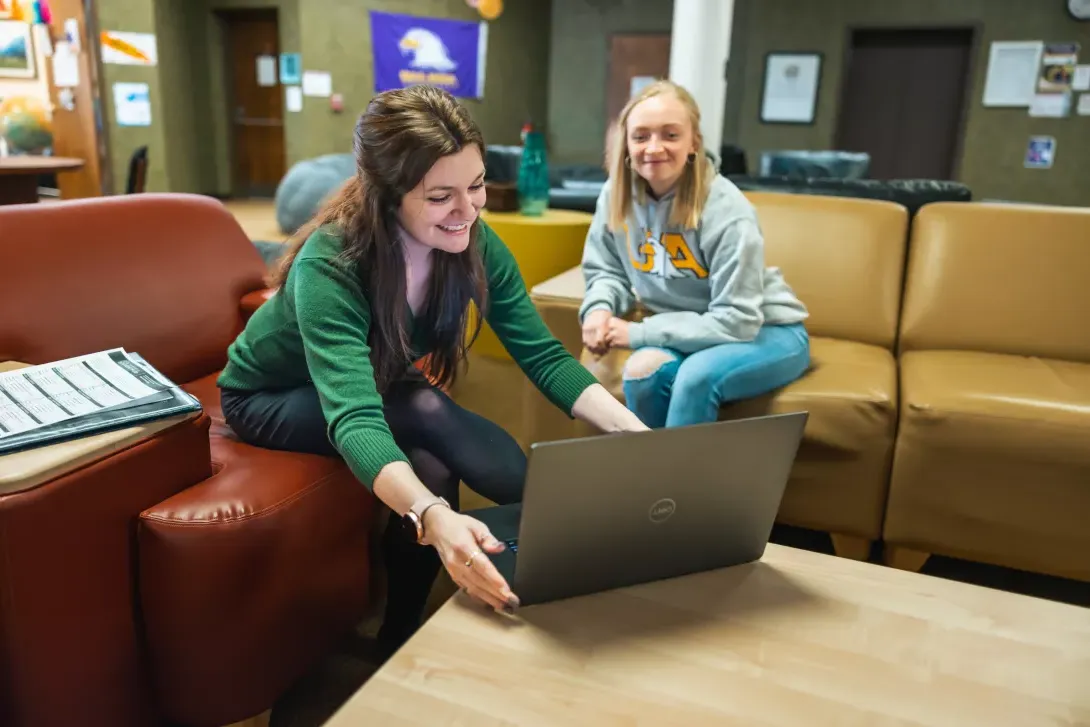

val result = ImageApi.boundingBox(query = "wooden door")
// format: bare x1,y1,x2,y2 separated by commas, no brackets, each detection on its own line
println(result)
42,0,107,198
607,34,672,127
223,9,284,197
835,28,973,180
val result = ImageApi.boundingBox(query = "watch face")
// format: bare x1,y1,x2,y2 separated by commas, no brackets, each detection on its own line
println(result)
402,512,422,542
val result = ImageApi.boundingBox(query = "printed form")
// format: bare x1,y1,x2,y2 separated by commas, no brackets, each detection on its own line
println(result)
0,349,171,438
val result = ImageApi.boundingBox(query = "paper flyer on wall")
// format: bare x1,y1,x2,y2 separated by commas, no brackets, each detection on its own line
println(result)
0,349,201,455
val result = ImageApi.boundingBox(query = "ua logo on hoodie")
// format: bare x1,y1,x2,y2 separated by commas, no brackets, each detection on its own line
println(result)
630,229,709,280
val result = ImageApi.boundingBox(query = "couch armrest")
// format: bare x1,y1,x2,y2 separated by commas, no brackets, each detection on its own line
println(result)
529,266,585,357
240,287,277,319
0,413,213,726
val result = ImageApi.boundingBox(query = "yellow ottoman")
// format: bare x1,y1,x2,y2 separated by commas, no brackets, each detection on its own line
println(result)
471,208,593,359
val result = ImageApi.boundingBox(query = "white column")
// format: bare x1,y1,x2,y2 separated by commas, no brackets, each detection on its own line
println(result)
668,0,734,154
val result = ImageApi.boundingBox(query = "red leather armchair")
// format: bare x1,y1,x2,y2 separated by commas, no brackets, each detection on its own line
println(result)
0,195,375,726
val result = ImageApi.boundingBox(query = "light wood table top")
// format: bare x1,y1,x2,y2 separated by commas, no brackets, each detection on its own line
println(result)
326,543,1090,726
0,361,199,495
0,155,85,175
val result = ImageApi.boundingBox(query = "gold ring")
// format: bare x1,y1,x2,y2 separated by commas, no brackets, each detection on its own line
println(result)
465,550,481,568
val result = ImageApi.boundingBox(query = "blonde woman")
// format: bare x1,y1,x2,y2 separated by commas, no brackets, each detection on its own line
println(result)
580,80,810,428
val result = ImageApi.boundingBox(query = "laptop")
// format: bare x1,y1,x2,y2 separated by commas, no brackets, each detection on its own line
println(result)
465,411,808,606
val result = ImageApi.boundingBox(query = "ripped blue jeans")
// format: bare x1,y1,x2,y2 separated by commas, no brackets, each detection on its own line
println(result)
622,323,810,428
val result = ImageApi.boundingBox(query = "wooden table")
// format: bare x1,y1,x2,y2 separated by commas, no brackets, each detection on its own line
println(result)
0,156,85,205
325,544,1090,726
0,361,199,495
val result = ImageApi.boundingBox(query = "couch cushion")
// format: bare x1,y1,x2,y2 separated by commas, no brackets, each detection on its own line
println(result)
138,436,372,726
899,203,1090,363
886,350,1090,581
898,350,1090,461
581,336,898,538
585,336,895,437
745,192,908,350
728,336,897,451
0,195,267,384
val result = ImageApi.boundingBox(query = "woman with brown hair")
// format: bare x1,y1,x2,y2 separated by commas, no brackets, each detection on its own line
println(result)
216,85,646,658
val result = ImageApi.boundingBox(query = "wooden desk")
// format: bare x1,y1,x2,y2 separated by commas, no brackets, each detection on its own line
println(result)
0,156,85,205
326,544,1090,726
0,361,199,495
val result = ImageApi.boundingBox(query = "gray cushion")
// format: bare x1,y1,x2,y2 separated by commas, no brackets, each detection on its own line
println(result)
275,153,357,234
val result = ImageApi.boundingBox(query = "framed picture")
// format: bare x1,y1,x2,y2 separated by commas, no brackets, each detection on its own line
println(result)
760,52,822,124
0,20,35,78
0,0,12,20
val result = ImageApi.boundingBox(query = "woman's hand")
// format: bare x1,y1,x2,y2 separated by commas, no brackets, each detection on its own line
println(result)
422,506,519,613
581,309,612,355
605,317,631,348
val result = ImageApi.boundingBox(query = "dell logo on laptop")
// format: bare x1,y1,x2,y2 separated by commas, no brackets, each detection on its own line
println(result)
648,498,676,523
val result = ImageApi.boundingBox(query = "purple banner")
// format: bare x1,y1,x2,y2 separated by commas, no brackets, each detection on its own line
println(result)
369,10,488,99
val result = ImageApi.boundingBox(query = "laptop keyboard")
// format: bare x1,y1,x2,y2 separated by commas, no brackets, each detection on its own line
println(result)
504,538,519,553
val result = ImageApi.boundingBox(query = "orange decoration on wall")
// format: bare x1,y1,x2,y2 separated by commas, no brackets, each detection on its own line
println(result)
478,0,503,21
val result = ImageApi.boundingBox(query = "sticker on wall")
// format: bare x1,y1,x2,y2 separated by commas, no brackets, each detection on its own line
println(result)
1036,42,1079,94
280,52,301,84
302,70,331,97
285,85,302,113
64,17,79,50
51,40,80,87
1028,91,1071,118
1077,93,1090,116
256,54,277,87
101,30,158,66
1024,135,1056,169
113,81,151,126
1073,64,1090,92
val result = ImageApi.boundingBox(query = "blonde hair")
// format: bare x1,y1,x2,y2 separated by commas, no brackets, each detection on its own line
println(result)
606,80,715,232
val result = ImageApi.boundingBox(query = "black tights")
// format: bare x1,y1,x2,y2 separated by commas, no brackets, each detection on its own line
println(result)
220,368,527,651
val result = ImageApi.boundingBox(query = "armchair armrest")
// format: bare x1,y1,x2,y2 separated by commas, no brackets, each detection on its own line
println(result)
0,405,213,726
240,287,277,319
529,267,585,358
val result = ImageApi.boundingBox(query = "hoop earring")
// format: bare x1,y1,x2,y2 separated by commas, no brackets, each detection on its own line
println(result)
687,152,697,163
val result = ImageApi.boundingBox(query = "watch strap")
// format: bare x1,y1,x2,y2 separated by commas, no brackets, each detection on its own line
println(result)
408,496,450,543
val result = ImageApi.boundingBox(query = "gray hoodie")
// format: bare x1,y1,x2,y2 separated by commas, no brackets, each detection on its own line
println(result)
579,174,808,353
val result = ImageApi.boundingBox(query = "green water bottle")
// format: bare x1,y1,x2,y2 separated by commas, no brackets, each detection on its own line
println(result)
517,130,549,216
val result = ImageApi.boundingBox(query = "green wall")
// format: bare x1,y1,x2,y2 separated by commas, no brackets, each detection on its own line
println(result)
155,0,214,195
548,0,1090,206
96,0,170,193
295,0,550,162
95,0,550,196
546,0,675,165
727,0,1090,206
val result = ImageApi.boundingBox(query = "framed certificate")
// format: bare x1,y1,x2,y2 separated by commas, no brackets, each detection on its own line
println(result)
760,52,822,124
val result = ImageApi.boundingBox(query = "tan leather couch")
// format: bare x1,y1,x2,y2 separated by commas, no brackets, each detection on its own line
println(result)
525,192,910,559
883,202,1090,582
